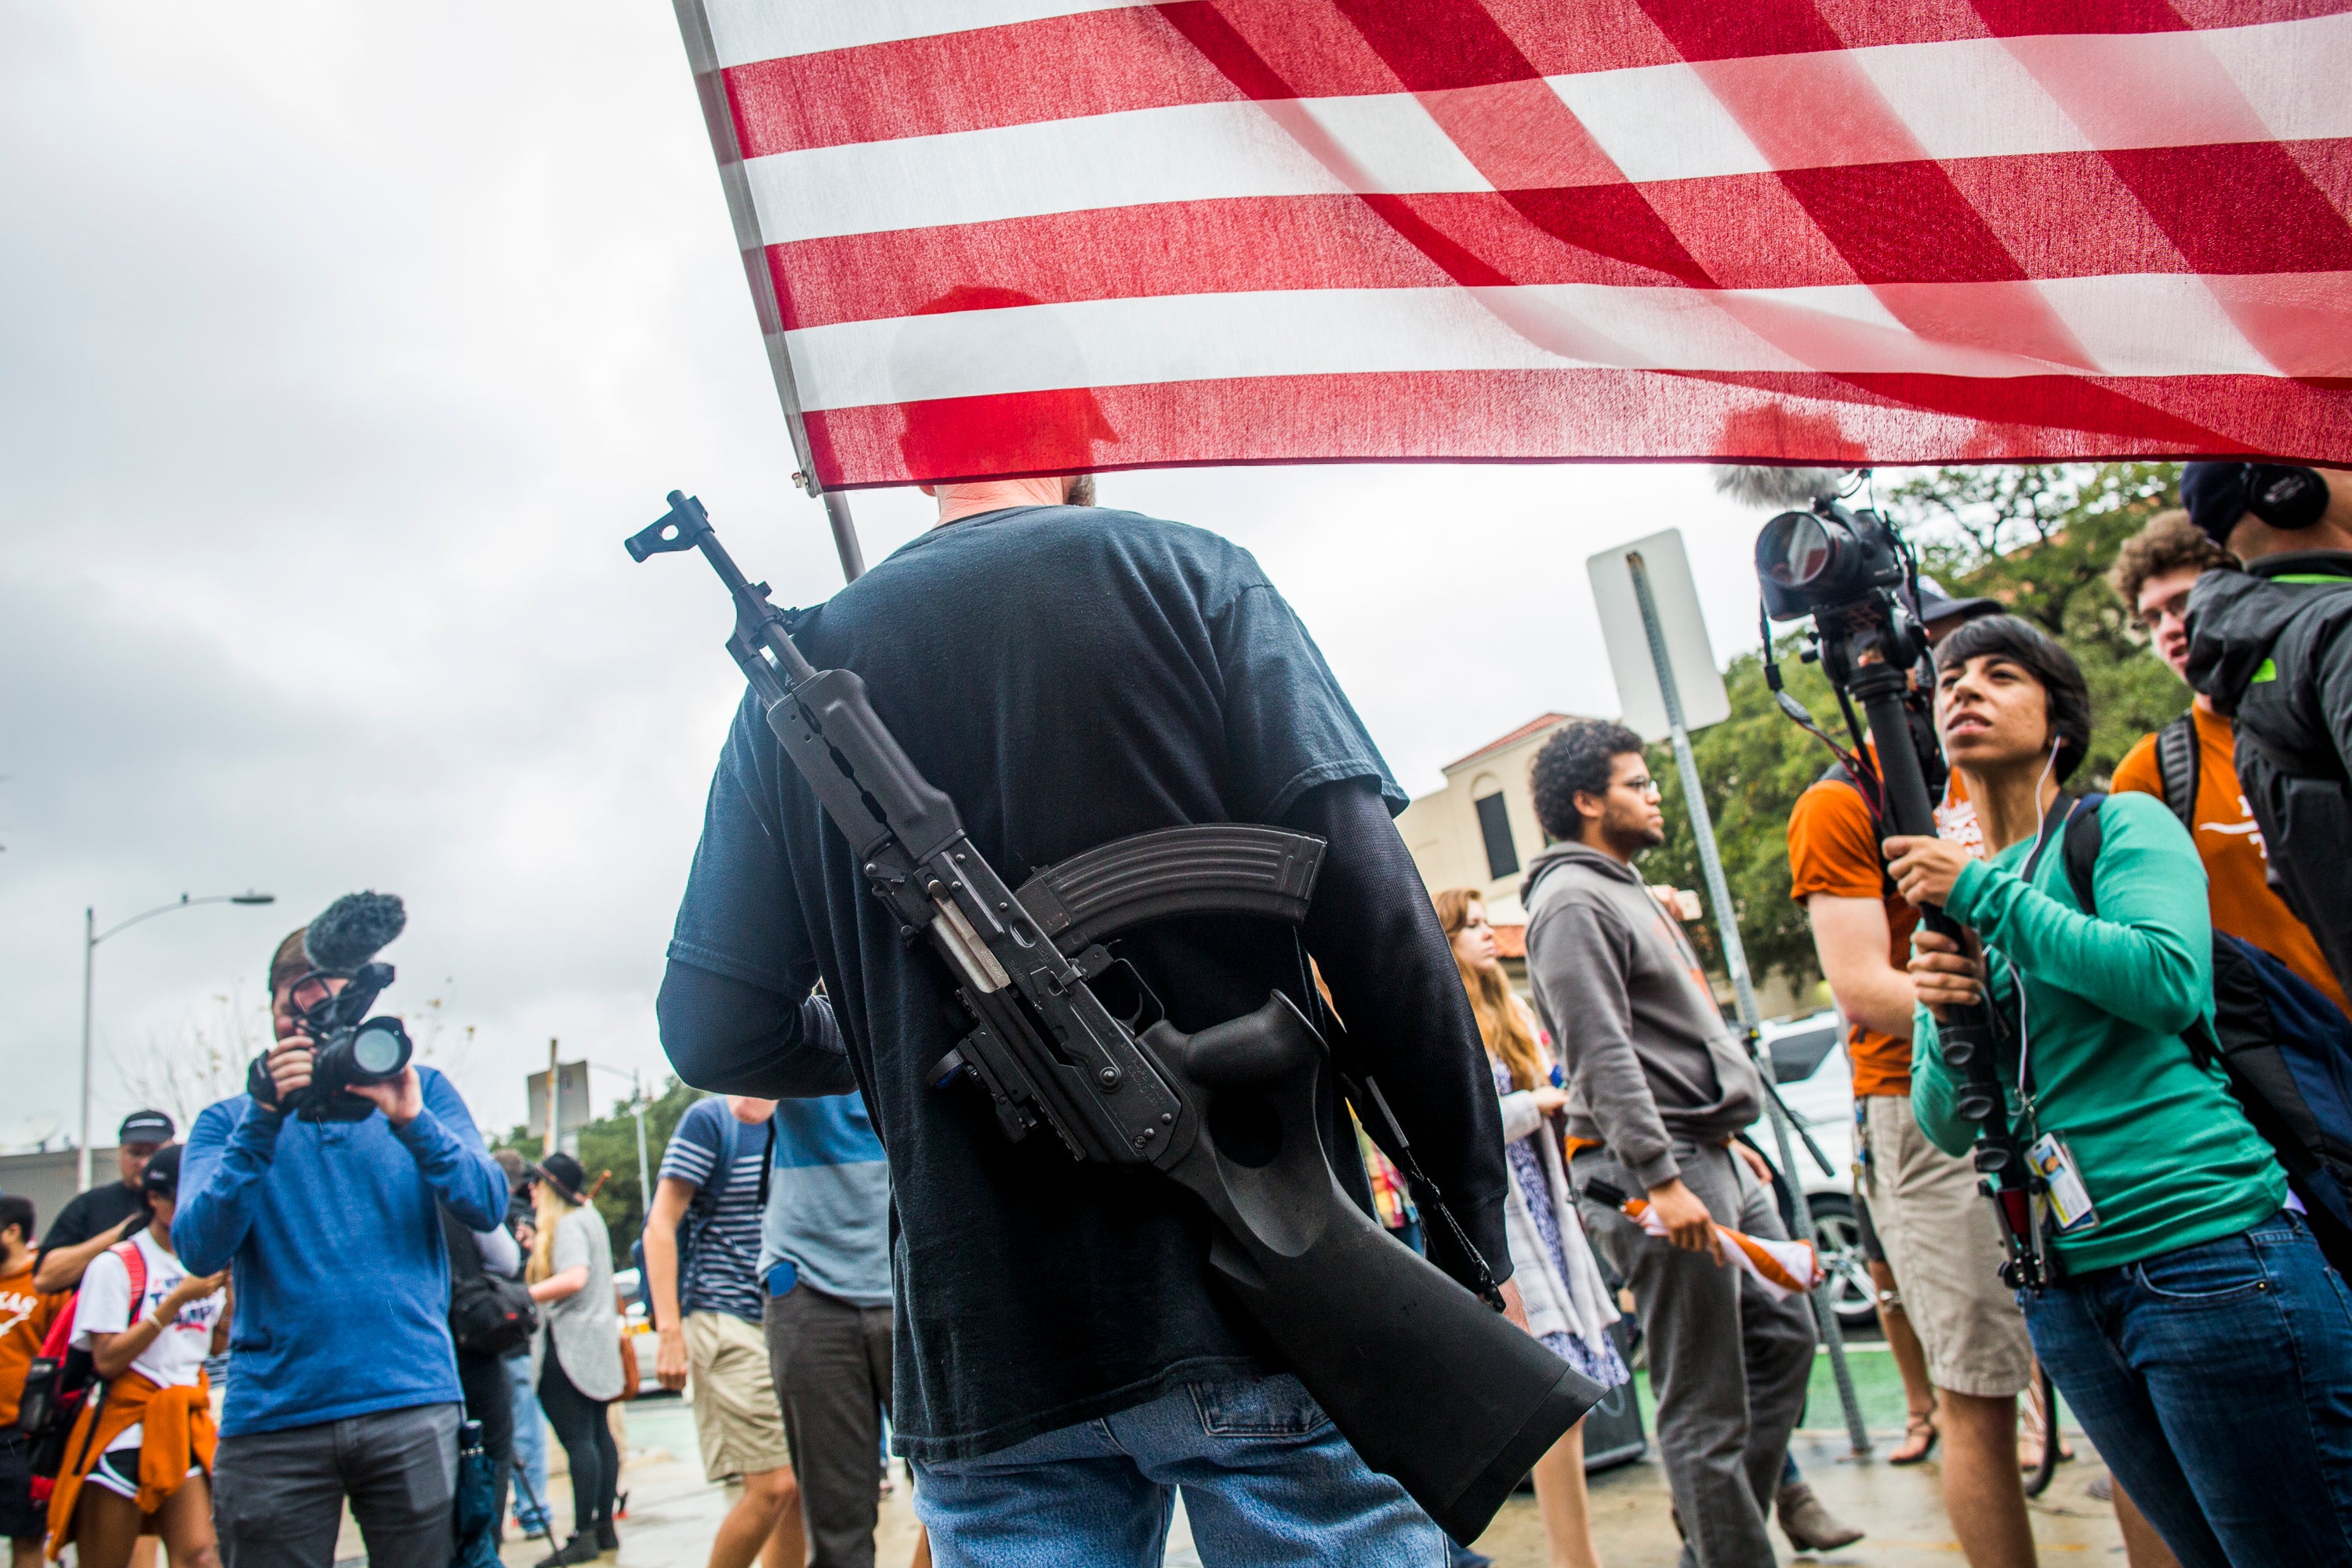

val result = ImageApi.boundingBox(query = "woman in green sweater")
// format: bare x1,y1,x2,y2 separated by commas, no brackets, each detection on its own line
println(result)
1886,615,2352,1568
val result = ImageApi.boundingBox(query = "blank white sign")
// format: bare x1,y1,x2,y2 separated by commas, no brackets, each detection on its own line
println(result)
1586,528,1731,742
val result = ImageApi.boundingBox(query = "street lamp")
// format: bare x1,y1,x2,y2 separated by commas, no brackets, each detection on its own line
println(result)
80,891,277,1192
586,1062,655,1212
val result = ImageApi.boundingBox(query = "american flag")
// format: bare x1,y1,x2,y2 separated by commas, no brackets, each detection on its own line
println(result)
672,1,2352,489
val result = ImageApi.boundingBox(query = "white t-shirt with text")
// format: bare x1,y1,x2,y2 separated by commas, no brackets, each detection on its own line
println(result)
71,1230,222,1450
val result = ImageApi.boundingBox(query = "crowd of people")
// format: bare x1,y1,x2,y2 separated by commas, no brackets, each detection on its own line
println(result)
0,956,904,1568
3,459,2349,1568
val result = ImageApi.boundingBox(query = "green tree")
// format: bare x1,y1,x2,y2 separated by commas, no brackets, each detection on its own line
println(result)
1646,463,2189,1003
1880,461,2187,782
499,1074,708,1265
1642,639,1847,993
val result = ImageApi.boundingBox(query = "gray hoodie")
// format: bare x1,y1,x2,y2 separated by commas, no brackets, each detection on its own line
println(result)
1520,842,1762,1191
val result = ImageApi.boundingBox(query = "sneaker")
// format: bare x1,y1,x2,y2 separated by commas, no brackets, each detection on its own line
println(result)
535,1534,602,1567
1777,1481,1866,1551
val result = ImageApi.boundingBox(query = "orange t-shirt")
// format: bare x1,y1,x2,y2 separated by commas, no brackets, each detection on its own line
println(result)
1787,751,1975,1098
2112,705,2350,1018
0,1261,70,1428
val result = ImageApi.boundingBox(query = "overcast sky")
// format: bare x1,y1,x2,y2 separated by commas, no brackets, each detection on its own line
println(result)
1,3,1795,1149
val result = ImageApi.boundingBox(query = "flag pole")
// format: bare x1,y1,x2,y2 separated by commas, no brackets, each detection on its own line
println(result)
667,0,864,586
821,491,866,583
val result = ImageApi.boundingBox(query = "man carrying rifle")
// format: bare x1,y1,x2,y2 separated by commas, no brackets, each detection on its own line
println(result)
655,460,1518,1564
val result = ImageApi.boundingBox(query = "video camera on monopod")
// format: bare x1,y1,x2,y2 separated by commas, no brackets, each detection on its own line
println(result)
1726,466,2049,1290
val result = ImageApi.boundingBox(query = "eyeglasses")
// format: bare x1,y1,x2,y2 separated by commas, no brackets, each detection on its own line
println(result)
2135,589,2191,634
1621,775,1662,798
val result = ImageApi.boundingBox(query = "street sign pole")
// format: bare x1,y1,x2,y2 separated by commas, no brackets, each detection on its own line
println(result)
632,1069,652,1212
1624,550,1873,1458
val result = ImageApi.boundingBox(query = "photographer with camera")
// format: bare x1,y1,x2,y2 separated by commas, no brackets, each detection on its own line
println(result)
1785,583,2061,1568
2179,463,2352,998
31,1114,176,1295
173,896,507,1568
42,1145,228,1568
1896,615,2352,1566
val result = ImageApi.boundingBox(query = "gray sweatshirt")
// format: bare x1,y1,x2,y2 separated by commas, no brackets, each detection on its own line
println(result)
1520,842,1762,1191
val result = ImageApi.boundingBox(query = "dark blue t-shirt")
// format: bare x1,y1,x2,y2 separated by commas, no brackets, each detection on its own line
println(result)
663,505,1431,1461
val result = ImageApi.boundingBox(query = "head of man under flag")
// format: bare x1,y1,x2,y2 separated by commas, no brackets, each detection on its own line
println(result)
893,287,1120,493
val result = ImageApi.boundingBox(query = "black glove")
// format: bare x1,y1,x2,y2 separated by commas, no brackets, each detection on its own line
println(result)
247,1051,285,1112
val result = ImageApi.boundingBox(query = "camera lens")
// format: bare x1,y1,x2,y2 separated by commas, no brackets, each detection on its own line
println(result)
1759,511,1835,589
351,1022,407,1076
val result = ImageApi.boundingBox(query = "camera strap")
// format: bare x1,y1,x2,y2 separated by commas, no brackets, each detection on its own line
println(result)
1341,1067,1506,1312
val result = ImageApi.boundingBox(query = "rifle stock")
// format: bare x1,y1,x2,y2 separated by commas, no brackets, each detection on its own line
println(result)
1158,993,1605,1542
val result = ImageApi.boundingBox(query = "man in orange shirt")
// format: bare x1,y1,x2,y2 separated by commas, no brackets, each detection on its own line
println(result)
1,1196,70,1568
2109,510,2350,1018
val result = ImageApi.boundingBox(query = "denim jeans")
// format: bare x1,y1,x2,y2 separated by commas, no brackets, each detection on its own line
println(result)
503,1353,551,1530
213,1403,460,1568
909,1372,1445,1566
2021,1210,2352,1567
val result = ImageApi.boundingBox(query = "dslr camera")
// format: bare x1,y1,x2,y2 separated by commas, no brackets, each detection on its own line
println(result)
256,891,416,1123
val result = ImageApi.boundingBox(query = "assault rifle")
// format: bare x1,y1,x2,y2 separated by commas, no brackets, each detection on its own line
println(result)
629,492,1599,1541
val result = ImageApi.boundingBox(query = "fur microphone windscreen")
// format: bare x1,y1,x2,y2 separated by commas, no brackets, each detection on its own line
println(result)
303,891,407,974
1711,466,1849,510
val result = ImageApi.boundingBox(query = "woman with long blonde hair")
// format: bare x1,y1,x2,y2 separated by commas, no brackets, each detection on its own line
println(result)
524,1152,624,1566
1436,888,1625,1568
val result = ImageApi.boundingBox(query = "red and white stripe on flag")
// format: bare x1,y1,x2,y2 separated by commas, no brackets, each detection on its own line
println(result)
675,0,2352,488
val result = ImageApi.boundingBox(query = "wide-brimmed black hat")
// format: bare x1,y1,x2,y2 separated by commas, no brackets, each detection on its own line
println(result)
533,1151,590,1203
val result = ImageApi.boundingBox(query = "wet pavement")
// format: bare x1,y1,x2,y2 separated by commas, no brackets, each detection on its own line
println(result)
467,1394,2136,1567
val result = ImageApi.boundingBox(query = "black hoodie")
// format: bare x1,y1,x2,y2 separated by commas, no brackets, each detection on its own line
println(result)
2185,550,2352,997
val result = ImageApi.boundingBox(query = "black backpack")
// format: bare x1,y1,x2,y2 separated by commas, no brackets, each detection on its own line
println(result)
2060,794,2352,1273
441,1203,538,1358
2150,713,2200,832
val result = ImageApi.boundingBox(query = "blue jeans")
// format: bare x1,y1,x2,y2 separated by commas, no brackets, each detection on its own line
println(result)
910,1372,1445,1566
503,1353,551,1530
2021,1211,2352,1568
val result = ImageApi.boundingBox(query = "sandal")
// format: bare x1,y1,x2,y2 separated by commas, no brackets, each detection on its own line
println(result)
1889,1410,1940,1466
2018,1382,2074,1470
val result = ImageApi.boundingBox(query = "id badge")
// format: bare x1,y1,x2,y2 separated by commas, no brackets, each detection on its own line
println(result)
2027,1132,2100,1236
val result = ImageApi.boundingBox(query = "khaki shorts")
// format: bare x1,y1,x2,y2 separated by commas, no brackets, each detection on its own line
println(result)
1860,1093,2034,1399
685,1309,795,1483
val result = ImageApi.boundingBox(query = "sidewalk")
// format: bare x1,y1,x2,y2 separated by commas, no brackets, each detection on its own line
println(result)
484,1396,2137,1567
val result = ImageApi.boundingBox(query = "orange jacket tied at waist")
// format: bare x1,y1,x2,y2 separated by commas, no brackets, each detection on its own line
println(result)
45,1370,214,1559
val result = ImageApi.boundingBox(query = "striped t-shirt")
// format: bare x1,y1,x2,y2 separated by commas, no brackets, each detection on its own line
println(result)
658,1098,770,1323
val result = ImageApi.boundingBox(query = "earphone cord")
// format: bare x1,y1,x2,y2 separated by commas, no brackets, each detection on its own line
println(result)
2014,738,2066,1121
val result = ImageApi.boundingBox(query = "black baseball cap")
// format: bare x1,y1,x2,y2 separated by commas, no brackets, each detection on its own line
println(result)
141,1144,183,1199
118,1110,175,1146
1915,576,2000,638
2182,463,2252,546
